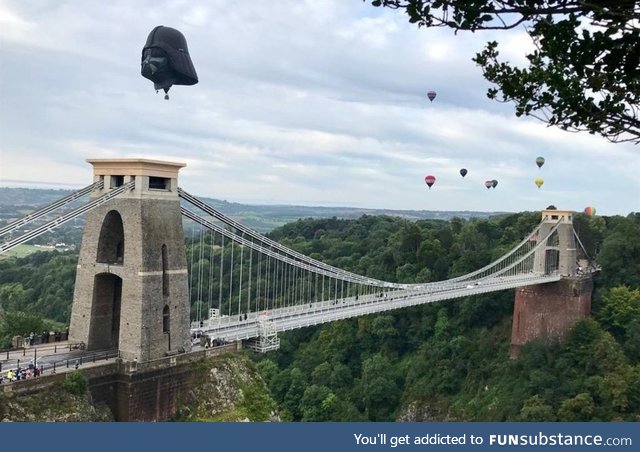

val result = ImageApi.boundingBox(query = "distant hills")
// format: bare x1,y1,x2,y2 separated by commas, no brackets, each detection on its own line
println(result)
0,187,509,233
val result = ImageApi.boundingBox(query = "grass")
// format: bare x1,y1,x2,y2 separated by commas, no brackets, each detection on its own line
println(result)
0,244,56,259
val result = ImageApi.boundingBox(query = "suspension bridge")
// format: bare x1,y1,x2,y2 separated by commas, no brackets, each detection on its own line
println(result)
0,159,597,358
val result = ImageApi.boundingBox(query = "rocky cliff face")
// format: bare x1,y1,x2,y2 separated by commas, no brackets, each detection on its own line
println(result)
0,352,278,422
0,386,114,422
396,401,460,422
176,352,279,422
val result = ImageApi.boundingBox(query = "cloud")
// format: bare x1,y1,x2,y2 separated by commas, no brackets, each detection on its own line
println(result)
0,0,638,217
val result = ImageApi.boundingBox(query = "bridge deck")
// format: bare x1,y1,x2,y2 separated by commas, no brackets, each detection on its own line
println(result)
192,273,563,342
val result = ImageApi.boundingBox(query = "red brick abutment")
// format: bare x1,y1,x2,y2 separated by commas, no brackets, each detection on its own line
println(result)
510,276,593,358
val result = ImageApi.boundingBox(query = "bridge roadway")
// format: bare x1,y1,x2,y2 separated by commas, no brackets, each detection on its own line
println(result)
192,273,563,342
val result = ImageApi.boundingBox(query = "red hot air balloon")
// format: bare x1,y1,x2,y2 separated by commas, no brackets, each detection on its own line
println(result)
427,91,437,102
459,168,467,177
484,180,493,189
424,175,436,189
584,206,596,217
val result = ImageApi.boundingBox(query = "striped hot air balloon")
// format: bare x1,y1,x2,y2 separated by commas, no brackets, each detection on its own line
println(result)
584,206,596,217
427,91,437,102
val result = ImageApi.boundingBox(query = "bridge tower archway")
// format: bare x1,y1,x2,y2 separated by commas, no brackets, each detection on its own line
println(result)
87,273,123,350
69,159,191,362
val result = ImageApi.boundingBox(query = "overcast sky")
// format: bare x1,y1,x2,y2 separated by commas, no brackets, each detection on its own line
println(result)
0,0,638,216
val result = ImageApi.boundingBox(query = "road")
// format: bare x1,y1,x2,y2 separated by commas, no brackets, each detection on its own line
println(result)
1,341,117,378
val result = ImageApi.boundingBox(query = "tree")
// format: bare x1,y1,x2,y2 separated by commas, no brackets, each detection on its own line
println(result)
368,0,640,143
0,311,46,348
300,385,336,421
597,218,640,288
519,395,556,421
358,353,401,420
598,286,640,340
557,393,595,421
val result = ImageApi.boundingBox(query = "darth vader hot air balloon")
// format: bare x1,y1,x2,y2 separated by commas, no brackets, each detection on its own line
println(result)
141,26,198,99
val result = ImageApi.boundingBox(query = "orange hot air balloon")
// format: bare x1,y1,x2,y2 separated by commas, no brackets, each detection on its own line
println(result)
584,206,596,217
424,175,436,189
535,177,544,189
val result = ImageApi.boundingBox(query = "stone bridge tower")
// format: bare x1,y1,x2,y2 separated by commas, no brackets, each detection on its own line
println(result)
69,159,191,362
532,209,577,276
510,209,593,358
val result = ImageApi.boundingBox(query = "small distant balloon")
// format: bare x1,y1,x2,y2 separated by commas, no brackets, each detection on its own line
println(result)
424,175,436,189
459,168,468,177
141,25,198,100
491,179,498,189
584,206,596,217
535,156,545,168
427,91,437,102
484,180,493,189
535,177,544,189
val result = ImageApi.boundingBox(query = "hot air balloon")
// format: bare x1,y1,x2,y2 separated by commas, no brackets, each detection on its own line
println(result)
491,179,498,188
424,175,436,189
584,206,596,217
535,177,544,189
459,168,468,177
141,25,198,100
535,156,545,168
484,180,493,189
427,91,437,102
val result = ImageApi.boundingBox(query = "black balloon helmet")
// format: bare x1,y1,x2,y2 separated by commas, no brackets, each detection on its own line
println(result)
141,25,198,99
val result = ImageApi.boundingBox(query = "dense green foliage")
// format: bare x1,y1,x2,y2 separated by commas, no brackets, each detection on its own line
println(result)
253,212,640,421
62,371,88,396
0,250,75,347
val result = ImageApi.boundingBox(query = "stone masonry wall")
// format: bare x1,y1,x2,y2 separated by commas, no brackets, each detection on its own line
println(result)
510,276,593,358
